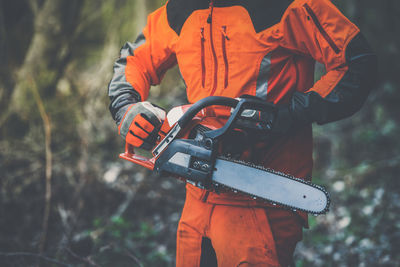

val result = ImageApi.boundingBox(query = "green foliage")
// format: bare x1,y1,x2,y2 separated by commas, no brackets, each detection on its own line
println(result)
78,216,173,266
0,0,399,266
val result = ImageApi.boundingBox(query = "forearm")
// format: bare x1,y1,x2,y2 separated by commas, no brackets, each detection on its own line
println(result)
290,33,378,125
108,37,145,125
108,5,177,126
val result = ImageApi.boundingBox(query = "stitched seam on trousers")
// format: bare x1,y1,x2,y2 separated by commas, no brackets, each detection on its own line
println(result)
176,222,204,267
180,221,204,236
195,237,203,267
204,204,216,236
250,208,269,245
262,209,279,254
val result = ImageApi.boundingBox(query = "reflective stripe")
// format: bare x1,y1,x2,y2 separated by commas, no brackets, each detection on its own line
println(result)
255,53,271,100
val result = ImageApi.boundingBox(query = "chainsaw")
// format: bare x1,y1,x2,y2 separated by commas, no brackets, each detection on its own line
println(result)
120,96,330,214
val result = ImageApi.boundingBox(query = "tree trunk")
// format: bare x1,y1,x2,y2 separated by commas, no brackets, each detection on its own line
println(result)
10,0,83,115
136,0,147,34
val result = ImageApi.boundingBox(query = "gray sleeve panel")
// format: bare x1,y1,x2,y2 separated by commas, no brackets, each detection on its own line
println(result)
289,33,378,125
108,34,146,125
256,53,271,100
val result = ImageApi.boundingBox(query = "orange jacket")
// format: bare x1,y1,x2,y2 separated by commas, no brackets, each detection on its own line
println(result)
108,0,376,218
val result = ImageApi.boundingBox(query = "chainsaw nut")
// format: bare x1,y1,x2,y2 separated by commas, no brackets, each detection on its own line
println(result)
193,161,201,169
201,164,210,171
204,138,213,149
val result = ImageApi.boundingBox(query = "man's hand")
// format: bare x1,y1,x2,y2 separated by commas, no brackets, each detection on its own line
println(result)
233,95,298,136
118,102,166,150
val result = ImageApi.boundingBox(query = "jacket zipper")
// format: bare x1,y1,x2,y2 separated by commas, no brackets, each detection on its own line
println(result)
208,0,218,96
200,28,206,88
221,26,229,88
303,3,340,54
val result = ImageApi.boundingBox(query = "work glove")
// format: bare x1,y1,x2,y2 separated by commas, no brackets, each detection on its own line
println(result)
234,95,299,135
118,102,166,150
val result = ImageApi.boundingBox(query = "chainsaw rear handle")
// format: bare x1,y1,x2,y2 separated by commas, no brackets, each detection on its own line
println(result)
193,96,276,140
177,96,239,130
176,95,275,134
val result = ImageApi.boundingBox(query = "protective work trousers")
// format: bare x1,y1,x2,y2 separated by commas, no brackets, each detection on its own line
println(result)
176,185,303,267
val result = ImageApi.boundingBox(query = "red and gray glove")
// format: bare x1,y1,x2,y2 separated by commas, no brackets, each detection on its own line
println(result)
118,102,166,150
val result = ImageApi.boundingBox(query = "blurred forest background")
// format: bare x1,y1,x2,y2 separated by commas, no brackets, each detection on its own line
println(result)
0,0,399,266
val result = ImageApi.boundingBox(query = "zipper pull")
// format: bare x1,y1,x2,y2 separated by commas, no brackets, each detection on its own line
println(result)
207,0,214,23
221,26,230,40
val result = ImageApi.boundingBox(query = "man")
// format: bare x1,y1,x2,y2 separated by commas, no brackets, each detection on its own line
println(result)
108,0,377,266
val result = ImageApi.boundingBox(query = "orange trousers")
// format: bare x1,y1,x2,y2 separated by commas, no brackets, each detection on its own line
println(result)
176,187,303,267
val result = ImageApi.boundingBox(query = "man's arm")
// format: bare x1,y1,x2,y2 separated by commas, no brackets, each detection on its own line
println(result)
108,5,178,125
108,5,177,149
278,0,377,127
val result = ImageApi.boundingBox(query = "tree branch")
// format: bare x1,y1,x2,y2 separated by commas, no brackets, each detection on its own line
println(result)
0,252,71,267
66,248,100,267
30,77,53,254
124,248,144,267
27,0,39,16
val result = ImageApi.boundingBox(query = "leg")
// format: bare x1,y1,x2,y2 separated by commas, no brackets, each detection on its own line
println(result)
176,191,215,267
176,220,203,267
266,209,303,267
208,206,281,267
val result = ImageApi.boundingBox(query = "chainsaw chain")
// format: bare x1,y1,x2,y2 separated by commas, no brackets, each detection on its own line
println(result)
209,156,331,215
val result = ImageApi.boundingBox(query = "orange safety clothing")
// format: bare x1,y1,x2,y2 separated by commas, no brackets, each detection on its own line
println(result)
108,0,377,266
176,188,303,267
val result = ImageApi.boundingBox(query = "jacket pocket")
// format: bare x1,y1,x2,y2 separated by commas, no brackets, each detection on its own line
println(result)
200,27,206,88
303,3,340,54
221,26,229,88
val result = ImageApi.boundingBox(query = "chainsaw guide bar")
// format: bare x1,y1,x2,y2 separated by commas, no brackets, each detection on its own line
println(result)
210,156,330,214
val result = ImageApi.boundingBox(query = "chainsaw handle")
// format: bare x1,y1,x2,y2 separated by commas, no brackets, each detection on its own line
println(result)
152,96,274,157
119,143,155,170
177,96,239,130
202,96,276,139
